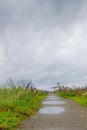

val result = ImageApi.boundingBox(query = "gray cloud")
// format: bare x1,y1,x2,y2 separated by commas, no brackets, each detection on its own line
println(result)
0,0,87,89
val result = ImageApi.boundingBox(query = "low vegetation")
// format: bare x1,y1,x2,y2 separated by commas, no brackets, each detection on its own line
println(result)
56,88,87,107
0,87,47,130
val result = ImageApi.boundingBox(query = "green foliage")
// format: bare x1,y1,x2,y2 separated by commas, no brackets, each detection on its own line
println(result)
57,89,87,107
57,90,76,98
0,88,47,130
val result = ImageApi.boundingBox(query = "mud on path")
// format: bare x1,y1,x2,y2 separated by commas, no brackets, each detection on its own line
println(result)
17,94,87,130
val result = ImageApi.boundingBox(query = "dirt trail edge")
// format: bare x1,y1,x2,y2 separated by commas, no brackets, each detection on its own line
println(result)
17,94,87,130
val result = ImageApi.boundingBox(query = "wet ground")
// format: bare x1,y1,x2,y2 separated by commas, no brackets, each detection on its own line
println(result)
17,94,87,130
39,95,65,114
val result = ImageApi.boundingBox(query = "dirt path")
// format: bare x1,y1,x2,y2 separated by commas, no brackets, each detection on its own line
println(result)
17,94,87,130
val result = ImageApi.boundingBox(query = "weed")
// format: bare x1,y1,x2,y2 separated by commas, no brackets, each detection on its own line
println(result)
0,88,47,129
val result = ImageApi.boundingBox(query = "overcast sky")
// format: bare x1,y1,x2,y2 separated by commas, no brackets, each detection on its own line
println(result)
0,0,87,89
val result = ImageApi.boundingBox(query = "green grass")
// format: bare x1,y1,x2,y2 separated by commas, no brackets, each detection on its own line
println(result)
0,87,47,130
68,96,87,107
56,90,87,107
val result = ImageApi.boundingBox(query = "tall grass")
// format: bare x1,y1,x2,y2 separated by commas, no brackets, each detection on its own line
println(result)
0,87,47,130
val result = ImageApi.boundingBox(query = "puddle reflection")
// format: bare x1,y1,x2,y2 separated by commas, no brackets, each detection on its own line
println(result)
46,96,63,101
39,106,64,114
43,101,65,105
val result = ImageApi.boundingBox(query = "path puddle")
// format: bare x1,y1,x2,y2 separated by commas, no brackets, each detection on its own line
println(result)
46,96,62,101
39,95,65,115
43,101,65,105
39,106,64,114
46,97,59,101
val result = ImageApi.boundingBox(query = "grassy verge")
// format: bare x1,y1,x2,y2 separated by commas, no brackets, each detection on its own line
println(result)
0,87,47,130
56,89,87,107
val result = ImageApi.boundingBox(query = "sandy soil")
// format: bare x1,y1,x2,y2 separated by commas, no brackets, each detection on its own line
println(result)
17,94,87,130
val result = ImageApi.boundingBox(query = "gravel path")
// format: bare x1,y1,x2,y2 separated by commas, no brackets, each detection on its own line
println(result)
17,94,87,130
